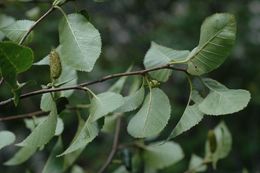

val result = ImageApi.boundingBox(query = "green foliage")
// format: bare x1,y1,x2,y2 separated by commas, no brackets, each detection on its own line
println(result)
188,154,207,173
0,14,15,40
0,131,16,150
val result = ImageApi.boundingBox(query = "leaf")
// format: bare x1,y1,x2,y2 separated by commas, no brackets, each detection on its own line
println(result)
17,102,58,147
71,165,85,173
59,117,98,156
89,92,124,122
127,88,171,138
0,14,15,40
0,20,35,43
169,90,204,138
0,42,34,89
59,13,101,72
198,78,251,115
116,86,145,113
187,13,236,75
0,131,16,150
143,141,184,169
205,122,232,168
144,42,190,82
188,154,207,172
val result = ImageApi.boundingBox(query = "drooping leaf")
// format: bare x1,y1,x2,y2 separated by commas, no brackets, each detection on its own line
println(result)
89,92,124,122
0,20,35,43
127,88,171,138
188,154,207,173
198,78,251,115
59,13,101,72
205,122,232,168
187,13,236,75
144,42,190,82
0,131,16,150
143,141,184,169
0,14,15,40
169,90,204,138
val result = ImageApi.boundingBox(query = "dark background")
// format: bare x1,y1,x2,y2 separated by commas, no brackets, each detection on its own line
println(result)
0,0,259,172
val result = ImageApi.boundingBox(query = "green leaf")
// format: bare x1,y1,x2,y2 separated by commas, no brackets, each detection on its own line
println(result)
59,117,98,156
205,122,232,168
188,154,207,173
59,13,101,72
71,165,85,173
0,42,34,89
17,102,58,147
0,20,35,43
116,86,145,113
143,141,184,169
0,14,15,40
198,78,251,115
187,13,236,75
169,90,204,138
89,92,124,122
144,42,190,82
127,88,171,138
0,131,16,150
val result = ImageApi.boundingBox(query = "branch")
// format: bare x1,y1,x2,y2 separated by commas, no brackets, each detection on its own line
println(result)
0,64,187,106
98,117,122,173
0,110,47,121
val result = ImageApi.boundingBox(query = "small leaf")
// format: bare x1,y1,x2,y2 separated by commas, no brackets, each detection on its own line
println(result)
71,165,85,173
198,78,251,115
59,13,101,72
188,154,207,173
127,88,171,138
89,92,124,122
144,42,190,82
0,14,15,40
187,13,236,75
169,90,204,138
0,131,16,150
143,141,184,169
0,20,35,43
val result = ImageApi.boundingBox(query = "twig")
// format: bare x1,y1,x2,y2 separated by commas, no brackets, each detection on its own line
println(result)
0,64,186,106
0,77,3,86
97,117,122,173
0,110,47,121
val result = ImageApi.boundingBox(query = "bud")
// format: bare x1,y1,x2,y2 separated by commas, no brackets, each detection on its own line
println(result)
149,80,160,88
49,49,62,80
207,130,217,153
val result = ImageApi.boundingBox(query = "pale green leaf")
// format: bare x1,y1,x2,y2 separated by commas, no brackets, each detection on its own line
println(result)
199,78,251,115
71,165,85,173
188,154,207,172
187,13,236,75
169,90,204,138
127,88,171,138
143,141,184,169
101,113,120,133
90,92,124,122
113,166,129,173
0,20,35,43
0,14,15,40
144,42,190,82
0,131,16,150
59,13,101,72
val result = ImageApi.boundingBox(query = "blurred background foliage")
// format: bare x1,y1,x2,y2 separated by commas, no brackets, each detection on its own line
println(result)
0,0,259,172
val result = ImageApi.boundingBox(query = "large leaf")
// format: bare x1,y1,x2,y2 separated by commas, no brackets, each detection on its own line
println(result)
127,88,171,138
198,78,250,115
59,13,101,72
0,131,16,150
169,90,204,138
0,14,15,40
144,42,190,82
187,13,236,75
89,92,124,121
0,20,35,43
143,141,184,169
0,42,34,89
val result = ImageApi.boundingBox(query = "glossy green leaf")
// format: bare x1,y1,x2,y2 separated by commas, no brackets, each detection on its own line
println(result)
144,42,190,81
0,20,35,43
187,13,236,75
0,14,15,40
127,88,171,138
0,131,16,150
199,78,251,115
143,141,184,169
169,90,204,138
188,154,207,172
59,13,101,72
89,92,124,121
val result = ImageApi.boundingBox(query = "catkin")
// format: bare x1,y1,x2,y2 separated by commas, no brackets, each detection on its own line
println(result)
49,49,62,80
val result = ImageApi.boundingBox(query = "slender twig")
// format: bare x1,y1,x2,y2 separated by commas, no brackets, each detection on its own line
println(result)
0,110,48,121
98,117,122,173
0,64,186,106
0,77,3,86
19,6,55,45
